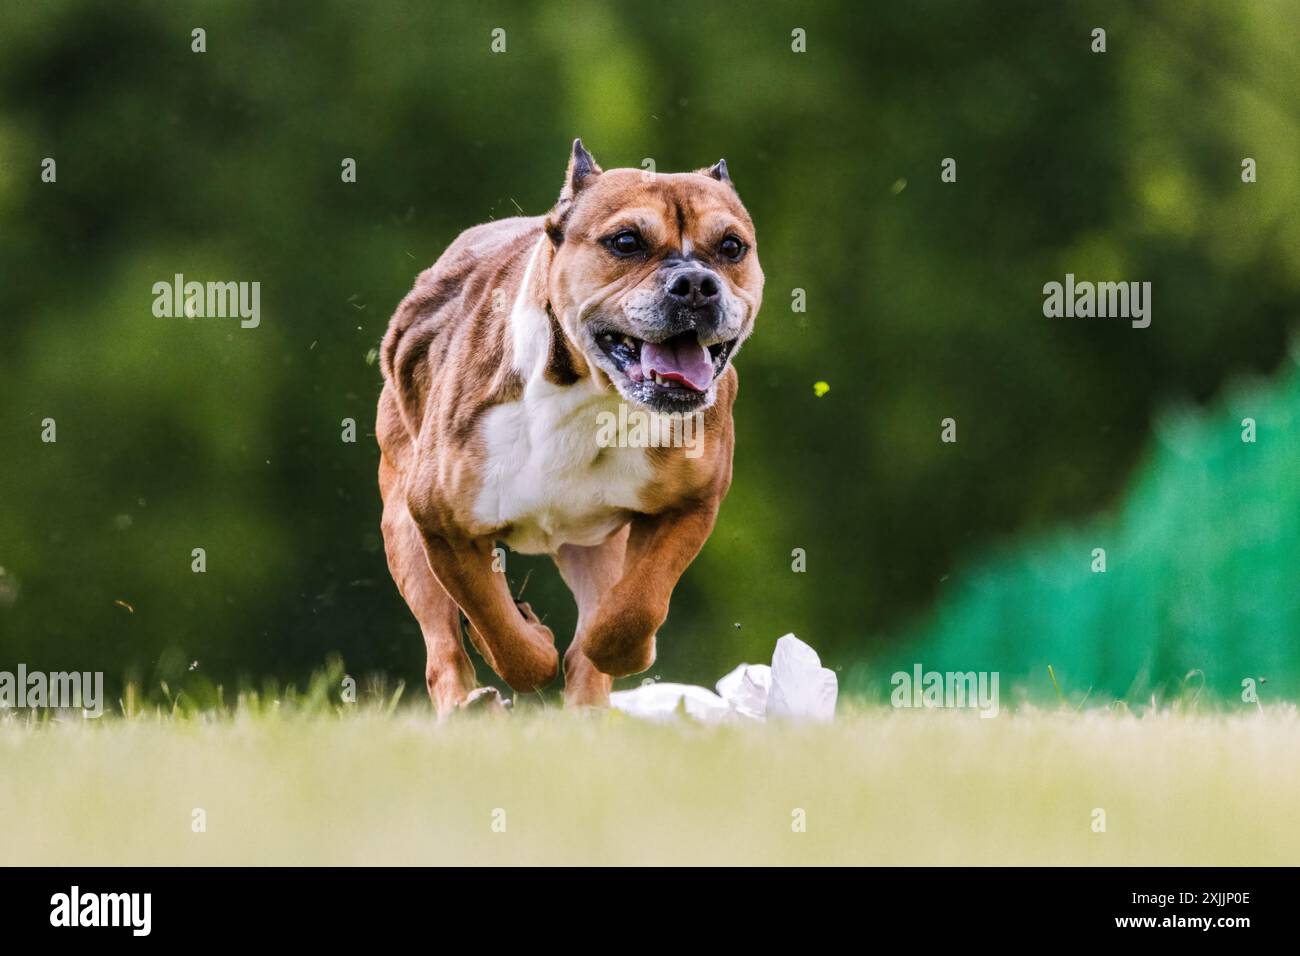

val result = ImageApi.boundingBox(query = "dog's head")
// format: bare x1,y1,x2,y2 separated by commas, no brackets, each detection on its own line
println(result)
543,139,764,413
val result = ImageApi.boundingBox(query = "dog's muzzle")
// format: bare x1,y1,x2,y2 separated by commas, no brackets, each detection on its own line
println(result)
594,265,742,412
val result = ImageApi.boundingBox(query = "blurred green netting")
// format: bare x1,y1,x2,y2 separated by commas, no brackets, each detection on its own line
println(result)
852,346,1300,703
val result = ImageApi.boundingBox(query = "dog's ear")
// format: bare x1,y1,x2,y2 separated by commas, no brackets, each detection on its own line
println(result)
702,158,734,189
546,139,602,245
560,138,601,199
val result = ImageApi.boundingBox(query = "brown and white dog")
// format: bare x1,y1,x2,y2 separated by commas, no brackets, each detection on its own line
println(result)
376,140,764,715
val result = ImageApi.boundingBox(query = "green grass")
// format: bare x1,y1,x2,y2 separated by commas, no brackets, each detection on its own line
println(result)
3,694,1296,866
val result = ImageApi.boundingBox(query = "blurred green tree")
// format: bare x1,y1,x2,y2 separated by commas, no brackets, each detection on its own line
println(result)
1,1,1297,699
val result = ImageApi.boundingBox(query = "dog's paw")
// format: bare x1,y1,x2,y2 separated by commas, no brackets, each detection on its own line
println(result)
458,686,512,714
584,603,660,677
585,636,657,679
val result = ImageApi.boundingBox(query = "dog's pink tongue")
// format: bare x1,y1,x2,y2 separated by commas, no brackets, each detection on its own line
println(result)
641,336,713,391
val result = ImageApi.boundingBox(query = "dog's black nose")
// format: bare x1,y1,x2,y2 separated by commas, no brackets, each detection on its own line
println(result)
665,267,721,309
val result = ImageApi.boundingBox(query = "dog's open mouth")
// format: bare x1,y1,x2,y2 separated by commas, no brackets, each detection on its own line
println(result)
596,329,736,402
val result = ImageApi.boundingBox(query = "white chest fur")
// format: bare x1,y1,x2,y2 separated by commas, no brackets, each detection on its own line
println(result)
474,380,652,554
473,238,652,554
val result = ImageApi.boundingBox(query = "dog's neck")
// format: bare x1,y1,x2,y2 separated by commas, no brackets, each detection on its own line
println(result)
510,234,592,388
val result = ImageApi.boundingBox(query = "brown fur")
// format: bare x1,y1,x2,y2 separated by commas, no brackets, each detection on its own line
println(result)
377,141,763,715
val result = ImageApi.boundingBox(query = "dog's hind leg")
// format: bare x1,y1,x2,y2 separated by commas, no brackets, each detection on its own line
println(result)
555,526,630,708
380,460,484,717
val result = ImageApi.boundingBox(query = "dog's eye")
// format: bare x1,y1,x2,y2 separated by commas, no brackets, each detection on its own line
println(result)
719,234,746,261
607,229,644,256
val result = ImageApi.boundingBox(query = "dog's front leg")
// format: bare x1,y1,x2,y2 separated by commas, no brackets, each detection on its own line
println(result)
418,531,560,693
582,502,720,678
